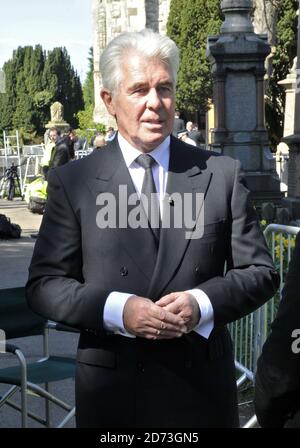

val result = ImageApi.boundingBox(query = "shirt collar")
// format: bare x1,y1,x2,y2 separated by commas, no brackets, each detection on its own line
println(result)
118,132,170,171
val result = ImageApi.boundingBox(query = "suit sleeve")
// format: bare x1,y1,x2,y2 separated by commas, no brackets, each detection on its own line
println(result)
26,168,108,335
51,145,70,168
199,159,280,327
254,232,300,427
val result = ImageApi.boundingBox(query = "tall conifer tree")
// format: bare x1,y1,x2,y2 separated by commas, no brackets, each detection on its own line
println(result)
0,45,84,134
83,47,95,109
0,59,16,130
167,0,222,114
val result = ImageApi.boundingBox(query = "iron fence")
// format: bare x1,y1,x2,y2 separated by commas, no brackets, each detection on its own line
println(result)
230,223,300,427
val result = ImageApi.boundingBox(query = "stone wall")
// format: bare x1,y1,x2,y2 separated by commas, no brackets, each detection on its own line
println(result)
92,0,171,125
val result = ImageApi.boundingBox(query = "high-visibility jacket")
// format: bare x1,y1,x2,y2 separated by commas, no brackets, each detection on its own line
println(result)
41,142,55,167
24,176,48,203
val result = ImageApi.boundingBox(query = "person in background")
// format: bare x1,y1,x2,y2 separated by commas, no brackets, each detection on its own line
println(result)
63,128,76,160
177,130,197,147
186,121,193,133
90,131,100,148
172,110,184,137
188,123,205,148
42,128,73,180
45,139,71,179
73,135,86,153
255,231,300,428
105,127,116,142
26,29,279,429
41,127,60,179
93,135,107,149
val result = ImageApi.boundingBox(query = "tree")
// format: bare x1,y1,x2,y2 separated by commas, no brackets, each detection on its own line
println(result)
43,47,84,128
0,59,16,131
77,47,107,139
166,0,182,44
0,45,84,137
76,104,106,145
167,0,222,115
83,47,95,108
13,70,35,132
12,46,44,133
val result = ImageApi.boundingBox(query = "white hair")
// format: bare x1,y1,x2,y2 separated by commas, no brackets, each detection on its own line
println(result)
100,29,180,95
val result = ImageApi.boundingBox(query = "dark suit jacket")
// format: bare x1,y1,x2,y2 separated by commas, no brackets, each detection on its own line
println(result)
255,231,300,428
43,142,71,180
172,117,185,137
189,129,205,147
26,137,279,428
51,142,71,168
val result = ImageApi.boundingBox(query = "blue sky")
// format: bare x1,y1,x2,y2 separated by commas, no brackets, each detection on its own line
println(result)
0,0,93,82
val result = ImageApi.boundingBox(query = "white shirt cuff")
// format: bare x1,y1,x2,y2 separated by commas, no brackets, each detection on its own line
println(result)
187,289,214,339
103,292,136,338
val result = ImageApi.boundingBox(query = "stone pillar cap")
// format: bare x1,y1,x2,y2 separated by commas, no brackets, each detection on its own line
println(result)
221,0,254,34
221,0,253,10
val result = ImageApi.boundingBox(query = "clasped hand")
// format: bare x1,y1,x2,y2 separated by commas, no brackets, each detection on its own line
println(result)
123,292,200,340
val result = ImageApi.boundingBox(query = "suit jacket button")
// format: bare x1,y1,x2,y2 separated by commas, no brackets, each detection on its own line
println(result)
120,267,128,276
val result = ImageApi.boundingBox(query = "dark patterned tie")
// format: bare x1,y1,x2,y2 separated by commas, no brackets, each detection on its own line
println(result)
136,154,160,243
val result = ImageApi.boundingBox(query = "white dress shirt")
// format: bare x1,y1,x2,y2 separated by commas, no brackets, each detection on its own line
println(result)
103,132,214,339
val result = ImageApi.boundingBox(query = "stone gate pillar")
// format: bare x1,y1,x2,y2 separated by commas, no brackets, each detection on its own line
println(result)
207,0,282,205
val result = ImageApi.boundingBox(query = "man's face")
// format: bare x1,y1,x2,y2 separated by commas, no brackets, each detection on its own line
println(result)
49,131,58,143
101,53,175,153
186,122,193,132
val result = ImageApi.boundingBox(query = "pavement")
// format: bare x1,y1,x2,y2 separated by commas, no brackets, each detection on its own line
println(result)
0,198,78,428
0,198,42,288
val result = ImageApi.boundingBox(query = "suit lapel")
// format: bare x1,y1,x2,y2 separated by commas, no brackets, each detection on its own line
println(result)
85,139,158,281
147,139,213,299
85,138,213,294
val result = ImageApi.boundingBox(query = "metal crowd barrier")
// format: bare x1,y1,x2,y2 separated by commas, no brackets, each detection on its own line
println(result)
0,145,44,195
21,155,44,195
229,223,300,428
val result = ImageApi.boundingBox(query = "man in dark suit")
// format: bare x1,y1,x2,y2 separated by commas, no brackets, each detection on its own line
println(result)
255,231,300,428
42,142,71,181
26,29,279,428
188,123,206,148
172,110,185,137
